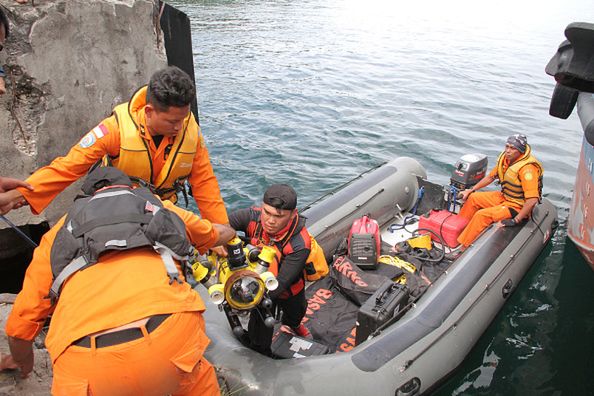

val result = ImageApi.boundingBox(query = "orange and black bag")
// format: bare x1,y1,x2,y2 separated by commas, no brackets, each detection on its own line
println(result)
304,235,329,281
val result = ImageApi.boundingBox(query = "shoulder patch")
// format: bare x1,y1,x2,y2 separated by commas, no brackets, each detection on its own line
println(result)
92,123,109,139
524,172,533,181
79,132,96,148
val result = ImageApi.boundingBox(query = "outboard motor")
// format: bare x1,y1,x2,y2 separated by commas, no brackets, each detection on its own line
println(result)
446,154,488,212
416,154,488,251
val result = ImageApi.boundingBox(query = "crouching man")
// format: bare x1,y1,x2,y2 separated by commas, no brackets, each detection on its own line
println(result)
3,168,235,396
229,184,312,356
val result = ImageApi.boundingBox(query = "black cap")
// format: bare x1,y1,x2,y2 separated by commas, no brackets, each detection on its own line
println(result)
82,167,132,195
263,184,297,210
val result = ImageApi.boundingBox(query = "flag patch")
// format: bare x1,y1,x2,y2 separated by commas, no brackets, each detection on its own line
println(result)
79,132,96,148
92,123,109,139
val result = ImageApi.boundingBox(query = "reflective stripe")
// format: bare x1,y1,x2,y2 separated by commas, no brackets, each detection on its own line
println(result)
90,190,135,201
153,241,191,261
50,256,88,298
154,244,182,284
72,213,153,238
105,240,127,248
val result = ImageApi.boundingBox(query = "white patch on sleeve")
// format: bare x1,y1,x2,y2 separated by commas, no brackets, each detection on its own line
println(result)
79,132,97,148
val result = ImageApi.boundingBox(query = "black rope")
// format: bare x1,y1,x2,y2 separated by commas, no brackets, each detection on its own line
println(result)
0,214,38,248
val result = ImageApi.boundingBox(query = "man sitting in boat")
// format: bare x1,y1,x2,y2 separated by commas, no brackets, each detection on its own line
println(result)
229,184,311,356
456,134,543,249
2,167,235,395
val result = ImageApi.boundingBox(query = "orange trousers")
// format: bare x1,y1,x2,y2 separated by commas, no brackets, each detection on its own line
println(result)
457,191,514,247
52,311,220,396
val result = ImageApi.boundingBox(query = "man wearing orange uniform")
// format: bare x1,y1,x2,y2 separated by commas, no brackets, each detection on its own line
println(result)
457,134,543,248
2,66,228,225
3,168,235,395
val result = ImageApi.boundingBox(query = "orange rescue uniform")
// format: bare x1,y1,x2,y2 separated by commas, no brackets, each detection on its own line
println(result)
17,86,228,224
5,200,220,396
457,160,541,248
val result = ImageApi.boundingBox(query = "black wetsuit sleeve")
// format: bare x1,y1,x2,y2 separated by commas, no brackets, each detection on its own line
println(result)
269,248,310,299
228,208,251,232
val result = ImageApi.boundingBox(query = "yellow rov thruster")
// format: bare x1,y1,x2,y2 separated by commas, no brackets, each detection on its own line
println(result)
190,237,280,334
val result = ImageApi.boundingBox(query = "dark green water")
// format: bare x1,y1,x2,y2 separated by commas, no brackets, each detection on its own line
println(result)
169,0,594,394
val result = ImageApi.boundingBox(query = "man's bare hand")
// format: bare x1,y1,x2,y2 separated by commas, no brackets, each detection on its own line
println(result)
212,224,235,252
0,177,34,193
0,177,31,214
458,188,474,201
7,337,34,378
0,77,6,95
210,245,228,257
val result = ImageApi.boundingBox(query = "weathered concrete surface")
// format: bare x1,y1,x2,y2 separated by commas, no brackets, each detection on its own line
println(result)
0,0,167,231
0,297,52,395
0,0,167,258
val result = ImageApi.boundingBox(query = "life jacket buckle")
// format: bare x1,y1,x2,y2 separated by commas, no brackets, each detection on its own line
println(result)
168,272,183,285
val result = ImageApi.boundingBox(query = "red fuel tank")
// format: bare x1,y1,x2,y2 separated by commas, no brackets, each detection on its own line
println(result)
418,210,469,248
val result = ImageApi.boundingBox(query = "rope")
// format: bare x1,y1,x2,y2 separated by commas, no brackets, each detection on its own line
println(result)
0,214,38,248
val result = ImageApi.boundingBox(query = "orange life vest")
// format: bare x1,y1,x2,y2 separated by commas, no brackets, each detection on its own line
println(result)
105,86,199,201
246,208,316,297
495,144,543,208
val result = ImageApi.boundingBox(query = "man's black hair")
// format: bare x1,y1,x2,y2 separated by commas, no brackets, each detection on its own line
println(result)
0,8,10,38
146,66,195,111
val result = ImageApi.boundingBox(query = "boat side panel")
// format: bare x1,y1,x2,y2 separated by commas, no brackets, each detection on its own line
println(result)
304,157,426,259
351,201,555,372
205,201,554,396
567,94,594,268
201,167,556,394
403,216,555,394
351,224,520,372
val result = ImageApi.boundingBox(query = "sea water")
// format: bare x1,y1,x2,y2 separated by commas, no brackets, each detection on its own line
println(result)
169,0,594,394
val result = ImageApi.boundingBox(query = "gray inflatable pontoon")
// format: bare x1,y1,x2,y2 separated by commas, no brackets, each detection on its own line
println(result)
199,157,557,395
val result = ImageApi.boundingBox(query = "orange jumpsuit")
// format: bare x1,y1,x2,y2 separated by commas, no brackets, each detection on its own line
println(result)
17,86,228,224
5,200,220,396
457,162,541,247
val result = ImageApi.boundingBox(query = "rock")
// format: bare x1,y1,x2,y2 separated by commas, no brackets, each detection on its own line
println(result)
0,0,167,229
0,300,52,395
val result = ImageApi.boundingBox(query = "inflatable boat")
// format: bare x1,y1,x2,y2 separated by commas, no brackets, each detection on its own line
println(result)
198,156,557,395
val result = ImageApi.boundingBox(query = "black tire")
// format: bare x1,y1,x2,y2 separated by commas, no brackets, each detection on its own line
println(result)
549,82,579,119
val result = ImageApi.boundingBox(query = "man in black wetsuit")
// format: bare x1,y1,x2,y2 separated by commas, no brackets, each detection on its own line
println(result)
229,184,311,356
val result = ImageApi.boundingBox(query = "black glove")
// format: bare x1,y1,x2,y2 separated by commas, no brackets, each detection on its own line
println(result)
501,218,518,227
